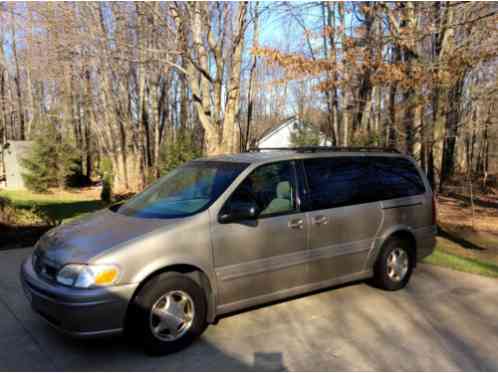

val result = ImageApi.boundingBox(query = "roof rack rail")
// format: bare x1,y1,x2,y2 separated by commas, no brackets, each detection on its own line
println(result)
249,146,400,154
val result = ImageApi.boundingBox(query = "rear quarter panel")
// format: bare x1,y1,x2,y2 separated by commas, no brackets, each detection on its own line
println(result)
365,156,436,269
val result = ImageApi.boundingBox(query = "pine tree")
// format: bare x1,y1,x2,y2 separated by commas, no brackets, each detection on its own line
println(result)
159,132,201,175
21,123,80,193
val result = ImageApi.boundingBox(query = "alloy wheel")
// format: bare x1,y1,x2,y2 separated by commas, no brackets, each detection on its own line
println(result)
386,248,409,282
149,290,195,342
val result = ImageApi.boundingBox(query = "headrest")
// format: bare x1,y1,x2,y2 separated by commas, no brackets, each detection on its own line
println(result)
276,181,291,199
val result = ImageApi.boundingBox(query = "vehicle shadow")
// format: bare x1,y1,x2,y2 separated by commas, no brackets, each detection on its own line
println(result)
28,324,287,371
32,275,366,371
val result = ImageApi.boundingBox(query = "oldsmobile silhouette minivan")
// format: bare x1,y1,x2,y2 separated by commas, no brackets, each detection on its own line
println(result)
21,147,436,355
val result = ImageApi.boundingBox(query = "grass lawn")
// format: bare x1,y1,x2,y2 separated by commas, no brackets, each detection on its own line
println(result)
0,188,105,224
425,191,498,278
1,188,106,249
423,241,498,278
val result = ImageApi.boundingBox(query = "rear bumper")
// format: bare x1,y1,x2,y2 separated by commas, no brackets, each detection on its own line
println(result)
414,225,437,261
20,257,138,338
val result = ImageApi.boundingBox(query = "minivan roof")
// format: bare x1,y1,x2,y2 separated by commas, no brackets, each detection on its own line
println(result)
196,147,407,165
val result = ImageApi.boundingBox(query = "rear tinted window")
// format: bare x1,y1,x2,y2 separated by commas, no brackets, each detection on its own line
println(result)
370,157,426,200
303,156,425,210
303,157,376,210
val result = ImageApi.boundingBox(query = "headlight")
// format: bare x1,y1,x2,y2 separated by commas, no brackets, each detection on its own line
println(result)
56,264,120,288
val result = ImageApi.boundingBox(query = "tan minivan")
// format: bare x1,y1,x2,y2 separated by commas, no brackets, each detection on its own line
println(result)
21,147,436,354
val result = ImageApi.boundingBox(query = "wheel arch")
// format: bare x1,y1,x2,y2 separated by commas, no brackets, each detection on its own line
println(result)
128,263,217,324
368,226,418,269
389,230,417,253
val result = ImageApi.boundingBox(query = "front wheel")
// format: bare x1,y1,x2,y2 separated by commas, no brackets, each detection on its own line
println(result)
128,273,208,355
373,238,414,291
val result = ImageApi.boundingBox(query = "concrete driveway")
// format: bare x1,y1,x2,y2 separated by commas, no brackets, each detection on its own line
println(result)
1,248,497,371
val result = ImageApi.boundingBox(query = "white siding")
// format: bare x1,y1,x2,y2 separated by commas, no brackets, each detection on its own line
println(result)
257,119,331,148
258,123,295,148
4,141,33,190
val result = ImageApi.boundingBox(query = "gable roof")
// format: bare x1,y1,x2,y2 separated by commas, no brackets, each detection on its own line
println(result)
257,116,297,143
257,116,296,142
257,116,327,145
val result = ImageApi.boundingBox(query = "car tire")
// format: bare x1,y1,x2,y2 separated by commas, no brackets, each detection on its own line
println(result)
128,272,208,355
373,237,414,291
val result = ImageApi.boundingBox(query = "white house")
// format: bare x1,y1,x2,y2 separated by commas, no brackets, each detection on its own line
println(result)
256,117,331,148
1,141,34,189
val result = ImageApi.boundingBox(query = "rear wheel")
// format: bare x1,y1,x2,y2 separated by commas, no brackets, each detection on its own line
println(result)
373,237,414,290
128,272,207,355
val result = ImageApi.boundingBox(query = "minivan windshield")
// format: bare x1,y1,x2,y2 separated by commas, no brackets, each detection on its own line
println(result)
116,161,248,219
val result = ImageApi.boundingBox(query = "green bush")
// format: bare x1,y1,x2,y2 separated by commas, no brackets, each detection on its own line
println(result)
159,133,201,175
99,157,114,203
100,174,113,203
21,122,80,193
290,122,321,147
0,196,15,225
350,129,382,147
98,157,114,179
0,196,55,226
66,162,92,188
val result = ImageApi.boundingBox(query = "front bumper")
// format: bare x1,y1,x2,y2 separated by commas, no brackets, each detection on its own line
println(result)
20,257,138,338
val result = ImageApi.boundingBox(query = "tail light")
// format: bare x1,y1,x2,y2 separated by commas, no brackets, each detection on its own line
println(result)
432,194,437,225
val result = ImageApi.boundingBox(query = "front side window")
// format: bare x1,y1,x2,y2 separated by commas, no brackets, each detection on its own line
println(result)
117,161,248,219
224,161,297,218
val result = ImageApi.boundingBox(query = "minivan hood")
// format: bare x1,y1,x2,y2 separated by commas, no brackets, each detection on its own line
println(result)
36,209,178,265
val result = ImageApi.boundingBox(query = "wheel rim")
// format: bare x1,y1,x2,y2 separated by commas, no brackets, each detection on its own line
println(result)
386,248,409,282
149,290,195,342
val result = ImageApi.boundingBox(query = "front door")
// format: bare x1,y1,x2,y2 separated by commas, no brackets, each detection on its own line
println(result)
211,161,308,310
301,157,383,283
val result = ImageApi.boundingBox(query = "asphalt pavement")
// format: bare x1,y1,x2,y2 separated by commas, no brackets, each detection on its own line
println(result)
1,247,497,371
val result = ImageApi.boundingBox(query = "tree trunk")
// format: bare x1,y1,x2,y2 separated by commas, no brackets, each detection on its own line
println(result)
338,2,349,146
244,3,260,151
399,2,417,156
387,45,400,148
11,27,25,140
440,74,465,191
320,2,338,146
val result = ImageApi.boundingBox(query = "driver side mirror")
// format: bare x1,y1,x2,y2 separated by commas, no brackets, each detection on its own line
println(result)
218,200,259,223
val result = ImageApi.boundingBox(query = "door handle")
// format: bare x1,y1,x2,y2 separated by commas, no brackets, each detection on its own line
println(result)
288,218,304,229
312,215,329,226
